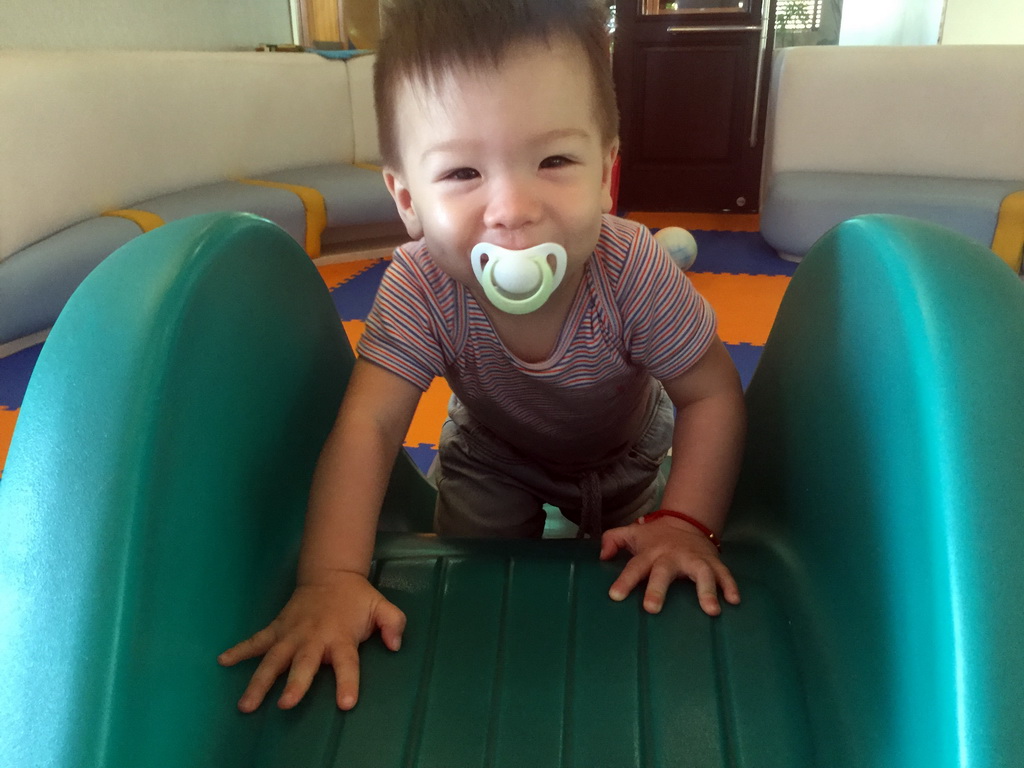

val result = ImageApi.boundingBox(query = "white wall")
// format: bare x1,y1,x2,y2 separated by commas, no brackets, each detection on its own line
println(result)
0,0,292,51
942,0,1024,44
839,0,946,46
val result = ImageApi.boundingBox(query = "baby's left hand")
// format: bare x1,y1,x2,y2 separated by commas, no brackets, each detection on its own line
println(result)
600,517,741,616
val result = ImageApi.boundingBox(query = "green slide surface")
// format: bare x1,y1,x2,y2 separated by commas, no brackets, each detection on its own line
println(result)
1,213,1022,767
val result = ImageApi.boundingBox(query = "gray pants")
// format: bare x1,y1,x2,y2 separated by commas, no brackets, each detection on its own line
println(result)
429,387,673,539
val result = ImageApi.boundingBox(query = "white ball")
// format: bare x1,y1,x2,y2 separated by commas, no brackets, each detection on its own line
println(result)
493,257,542,294
654,226,698,271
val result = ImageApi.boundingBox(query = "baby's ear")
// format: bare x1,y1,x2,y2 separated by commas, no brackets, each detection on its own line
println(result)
600,139,621,215
383,168,424,239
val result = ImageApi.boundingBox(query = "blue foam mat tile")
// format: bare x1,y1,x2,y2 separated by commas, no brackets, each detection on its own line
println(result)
0,344,43,410
404,443,438,476
685,231,797,277
725,342,764,391
329,260,390,320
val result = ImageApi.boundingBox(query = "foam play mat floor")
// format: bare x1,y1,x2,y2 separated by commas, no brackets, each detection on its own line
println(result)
0,213,795,479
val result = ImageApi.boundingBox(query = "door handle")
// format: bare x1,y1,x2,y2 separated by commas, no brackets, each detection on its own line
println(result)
749,0,771,147
666,25,761,33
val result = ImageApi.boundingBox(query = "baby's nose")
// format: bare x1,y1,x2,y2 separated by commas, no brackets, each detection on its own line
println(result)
483,177,542,231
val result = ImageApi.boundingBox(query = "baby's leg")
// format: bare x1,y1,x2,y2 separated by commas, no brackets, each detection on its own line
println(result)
431,417,547,538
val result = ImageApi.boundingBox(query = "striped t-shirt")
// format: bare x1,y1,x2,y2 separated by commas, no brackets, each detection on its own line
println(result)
357,215,716,468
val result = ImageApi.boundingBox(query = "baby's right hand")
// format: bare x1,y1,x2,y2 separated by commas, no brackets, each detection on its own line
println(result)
217,572,406,713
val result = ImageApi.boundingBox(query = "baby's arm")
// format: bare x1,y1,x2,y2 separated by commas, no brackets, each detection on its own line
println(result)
600,337,746,615
218,359,422,711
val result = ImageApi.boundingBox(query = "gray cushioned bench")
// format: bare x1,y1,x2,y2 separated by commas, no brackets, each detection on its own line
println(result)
760,45,1024,272
0,50,405,347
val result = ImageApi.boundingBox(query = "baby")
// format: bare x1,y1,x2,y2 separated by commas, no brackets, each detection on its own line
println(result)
219,0,745,713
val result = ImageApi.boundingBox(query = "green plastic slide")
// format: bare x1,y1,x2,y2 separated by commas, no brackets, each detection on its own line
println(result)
1,212,1022,767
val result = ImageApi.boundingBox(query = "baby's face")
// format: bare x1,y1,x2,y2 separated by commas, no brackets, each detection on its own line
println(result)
383,37,618,294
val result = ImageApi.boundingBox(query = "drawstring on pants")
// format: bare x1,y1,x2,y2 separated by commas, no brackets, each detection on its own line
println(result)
577,470,603,540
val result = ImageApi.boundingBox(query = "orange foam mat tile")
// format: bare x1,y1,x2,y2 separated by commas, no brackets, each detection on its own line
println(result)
625,211,761,232
342,320,450,450
342,319,366,350
688,273,791,347
317,259,386,292
406,377,451,449
0,407,17,478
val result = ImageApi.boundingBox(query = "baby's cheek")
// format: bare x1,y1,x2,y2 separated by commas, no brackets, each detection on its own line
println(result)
566,215,604,261
421,239,477,288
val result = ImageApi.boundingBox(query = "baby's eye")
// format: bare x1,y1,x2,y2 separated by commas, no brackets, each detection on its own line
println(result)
443,167,480,181
540,155,574,169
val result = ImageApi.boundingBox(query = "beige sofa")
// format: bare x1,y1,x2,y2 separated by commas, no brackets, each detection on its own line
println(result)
0,50,404,347
760,45,1024,271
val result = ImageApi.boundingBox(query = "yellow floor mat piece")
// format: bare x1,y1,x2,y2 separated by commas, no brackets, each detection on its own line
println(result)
688,273,790,346
991,190,1024,273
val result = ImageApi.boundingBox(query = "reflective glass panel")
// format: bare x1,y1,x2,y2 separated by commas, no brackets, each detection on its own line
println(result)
641,0,749,14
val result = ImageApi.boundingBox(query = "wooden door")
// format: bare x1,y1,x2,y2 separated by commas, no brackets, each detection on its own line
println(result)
296,0,380,49
613,0,775,212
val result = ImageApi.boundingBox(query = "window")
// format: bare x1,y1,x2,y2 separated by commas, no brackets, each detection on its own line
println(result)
776,0,823,31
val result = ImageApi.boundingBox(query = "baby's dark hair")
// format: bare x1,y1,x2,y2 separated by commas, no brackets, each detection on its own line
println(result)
374,0,619,169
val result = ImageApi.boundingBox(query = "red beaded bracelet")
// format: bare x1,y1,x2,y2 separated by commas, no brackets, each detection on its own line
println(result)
635,509,722,550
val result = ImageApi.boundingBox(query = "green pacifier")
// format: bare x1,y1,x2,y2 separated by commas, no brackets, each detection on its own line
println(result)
470,242,568,314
